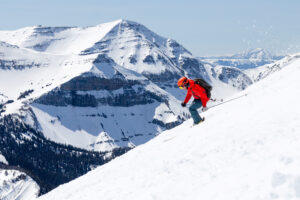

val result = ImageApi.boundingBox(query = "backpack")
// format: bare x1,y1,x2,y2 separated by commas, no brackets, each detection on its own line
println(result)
194,78,212,99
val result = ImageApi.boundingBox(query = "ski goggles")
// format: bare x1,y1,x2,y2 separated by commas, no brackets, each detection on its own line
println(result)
179,85,186,89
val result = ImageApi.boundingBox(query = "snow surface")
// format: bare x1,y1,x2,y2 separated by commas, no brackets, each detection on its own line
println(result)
0,154,8,165
29,102,161,150
38,55,300,199
0,169,39,200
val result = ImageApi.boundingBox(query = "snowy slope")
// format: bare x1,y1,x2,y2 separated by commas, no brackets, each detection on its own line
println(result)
39,56,300,200
0,169,39,200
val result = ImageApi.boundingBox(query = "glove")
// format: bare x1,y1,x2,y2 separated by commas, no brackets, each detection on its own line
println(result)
202,107,208,112
181,102,186,107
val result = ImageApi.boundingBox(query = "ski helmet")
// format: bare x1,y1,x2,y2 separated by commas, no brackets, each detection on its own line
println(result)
177,77,188,89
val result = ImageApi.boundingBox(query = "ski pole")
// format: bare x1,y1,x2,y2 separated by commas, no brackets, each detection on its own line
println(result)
208,94,247,109
210,98,223,102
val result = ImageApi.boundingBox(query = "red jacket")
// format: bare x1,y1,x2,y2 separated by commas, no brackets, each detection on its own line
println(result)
183,79,209,107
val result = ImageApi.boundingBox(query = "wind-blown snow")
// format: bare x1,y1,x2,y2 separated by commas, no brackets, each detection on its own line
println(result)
38,55,300,199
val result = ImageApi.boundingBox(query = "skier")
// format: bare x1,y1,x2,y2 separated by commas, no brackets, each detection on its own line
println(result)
177,76,210,125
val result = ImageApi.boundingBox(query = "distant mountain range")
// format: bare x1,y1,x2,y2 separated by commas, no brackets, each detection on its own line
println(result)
199,48,284,70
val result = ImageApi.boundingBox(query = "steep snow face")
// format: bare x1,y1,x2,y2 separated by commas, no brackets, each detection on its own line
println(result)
39,56,300,200
0,169,39,200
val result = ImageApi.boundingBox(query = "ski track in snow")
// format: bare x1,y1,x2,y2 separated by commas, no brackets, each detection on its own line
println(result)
37,54,300,199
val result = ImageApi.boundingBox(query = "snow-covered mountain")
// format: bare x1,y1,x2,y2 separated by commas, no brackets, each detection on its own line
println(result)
199,48,284,70
0,19,245,196
38,52,300,200
0,19,241,153
0,167,39,200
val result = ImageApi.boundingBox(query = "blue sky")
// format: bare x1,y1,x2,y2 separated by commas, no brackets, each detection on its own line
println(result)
1,0,300,56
